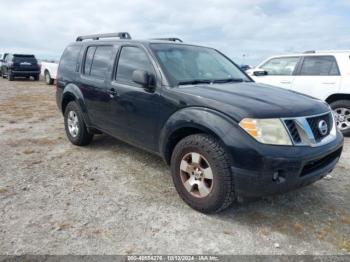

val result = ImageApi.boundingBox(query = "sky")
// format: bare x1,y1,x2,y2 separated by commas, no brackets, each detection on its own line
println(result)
0,0,350,65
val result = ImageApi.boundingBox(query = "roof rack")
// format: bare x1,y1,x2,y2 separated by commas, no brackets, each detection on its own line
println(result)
303,50,316,54
76,32,131,42
151,38,183,43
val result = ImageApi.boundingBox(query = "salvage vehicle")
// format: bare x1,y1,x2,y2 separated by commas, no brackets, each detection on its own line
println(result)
247,51,350,136
41,61,58,85
56,33,344,213
1,53,40,81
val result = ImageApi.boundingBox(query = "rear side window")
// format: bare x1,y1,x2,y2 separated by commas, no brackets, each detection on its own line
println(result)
261,57,299,75
299,56,340,76
60,45,82,73
86,46,113,79
116,46,155,82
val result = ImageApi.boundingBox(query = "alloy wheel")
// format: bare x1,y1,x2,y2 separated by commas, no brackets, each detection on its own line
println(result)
334,108,350,131
179,152,214,198
67,111,79,137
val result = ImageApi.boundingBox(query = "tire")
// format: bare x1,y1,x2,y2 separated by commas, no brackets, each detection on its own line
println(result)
45,71,53,85
8,72,14,81
330,100,350,137
170,134,235,213
64,101,93,146
34,74,40,81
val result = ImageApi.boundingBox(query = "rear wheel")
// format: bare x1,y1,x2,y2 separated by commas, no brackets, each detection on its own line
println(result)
171,134,235,213
45,71,53,85
330,100,350,137
34,74,40,81
64,101,94,146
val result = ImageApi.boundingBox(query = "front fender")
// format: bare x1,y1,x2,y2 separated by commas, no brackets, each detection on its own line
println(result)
159,107,257,163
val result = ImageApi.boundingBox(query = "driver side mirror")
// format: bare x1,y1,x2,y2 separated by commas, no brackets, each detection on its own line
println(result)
132,70,155,91
253,69,268,76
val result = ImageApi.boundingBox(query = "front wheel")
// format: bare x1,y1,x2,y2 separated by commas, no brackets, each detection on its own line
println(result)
171,134,235,213
64,101,94,146
330,100,350,137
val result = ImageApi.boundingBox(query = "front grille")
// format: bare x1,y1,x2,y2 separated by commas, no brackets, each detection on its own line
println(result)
300,147,342,177
283,112,335,146
306,113,332,142
284,120,301,143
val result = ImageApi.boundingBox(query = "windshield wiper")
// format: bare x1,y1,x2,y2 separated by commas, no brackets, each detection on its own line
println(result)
177,79,212,86
212,78,246,83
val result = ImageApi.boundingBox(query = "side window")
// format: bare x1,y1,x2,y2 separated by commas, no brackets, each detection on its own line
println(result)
299,56,340,76
116,46,155,83
84,46,96,75
89,46,113,79
261,57,299,76
60,45,82,72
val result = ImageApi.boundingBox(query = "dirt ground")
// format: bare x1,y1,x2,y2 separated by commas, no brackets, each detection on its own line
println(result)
0,78,349,255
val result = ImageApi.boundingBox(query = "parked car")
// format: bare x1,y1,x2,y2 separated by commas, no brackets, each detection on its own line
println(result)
41,61,58,85
240,64,252,71
56,33,343,213
1,53,40,81
247,50,350,136
0,53,8,76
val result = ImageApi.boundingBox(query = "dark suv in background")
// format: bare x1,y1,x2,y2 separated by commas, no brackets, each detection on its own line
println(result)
1,54,40,81
56,32,343,213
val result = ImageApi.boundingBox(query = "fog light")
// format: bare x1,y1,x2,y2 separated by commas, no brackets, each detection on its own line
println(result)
272,170,286,183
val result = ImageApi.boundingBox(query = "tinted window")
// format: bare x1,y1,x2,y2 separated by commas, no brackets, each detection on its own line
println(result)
116,46,154,82
13,55,37,64
89,46,113,79
261,57,299,75
299,56,340,76
84,46,96,75
60,45,81,72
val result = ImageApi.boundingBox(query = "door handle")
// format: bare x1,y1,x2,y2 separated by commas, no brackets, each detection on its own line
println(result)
280,81,291,84
322,82,335,85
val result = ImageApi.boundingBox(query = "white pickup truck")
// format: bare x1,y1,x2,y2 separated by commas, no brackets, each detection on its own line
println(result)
40,61,58,85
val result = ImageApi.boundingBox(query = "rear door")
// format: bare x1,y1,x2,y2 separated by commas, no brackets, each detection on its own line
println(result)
292,55,341,100
253,56,300,89
79,45,116,130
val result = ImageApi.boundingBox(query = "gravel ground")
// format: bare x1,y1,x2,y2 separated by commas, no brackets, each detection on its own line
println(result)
0,78,349,255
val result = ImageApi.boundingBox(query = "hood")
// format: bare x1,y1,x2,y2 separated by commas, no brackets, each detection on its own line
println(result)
172,82,330,121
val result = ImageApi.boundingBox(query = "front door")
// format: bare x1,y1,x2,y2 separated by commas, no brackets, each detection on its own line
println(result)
108,45,161,151
252,56,300,90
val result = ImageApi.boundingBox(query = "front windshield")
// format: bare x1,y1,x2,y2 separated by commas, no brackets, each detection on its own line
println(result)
150,44,251,86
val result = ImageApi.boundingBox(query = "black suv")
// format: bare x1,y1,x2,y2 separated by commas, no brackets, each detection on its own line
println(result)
1,54,40,81
56,32,344,213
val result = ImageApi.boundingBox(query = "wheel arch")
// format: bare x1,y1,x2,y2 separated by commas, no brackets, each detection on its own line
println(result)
61,84,91,127
159,107,239,165
326,93,350,104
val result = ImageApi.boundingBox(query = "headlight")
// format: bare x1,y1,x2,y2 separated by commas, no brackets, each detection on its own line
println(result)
239,118,292,145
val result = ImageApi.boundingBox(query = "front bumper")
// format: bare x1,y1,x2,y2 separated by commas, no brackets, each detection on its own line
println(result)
231,130,344,198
